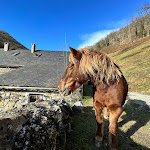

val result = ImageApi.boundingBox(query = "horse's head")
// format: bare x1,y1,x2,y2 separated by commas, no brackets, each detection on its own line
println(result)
58,47,88,96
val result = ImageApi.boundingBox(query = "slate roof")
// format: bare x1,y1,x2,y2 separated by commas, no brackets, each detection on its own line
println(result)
0,48,70,88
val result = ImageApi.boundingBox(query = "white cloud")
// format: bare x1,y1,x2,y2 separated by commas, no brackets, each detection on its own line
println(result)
107,19,127,29
78,29,115,49
78,19,128,49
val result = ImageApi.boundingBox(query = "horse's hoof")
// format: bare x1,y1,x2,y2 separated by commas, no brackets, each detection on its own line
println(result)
95,135,102,148
95,135,103,142
110,148,118,150
95,140,101,148
109,145,118,150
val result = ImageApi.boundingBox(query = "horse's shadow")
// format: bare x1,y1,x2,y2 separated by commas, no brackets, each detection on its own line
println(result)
67,100,150,150
117,100,150,149
119,100,149,133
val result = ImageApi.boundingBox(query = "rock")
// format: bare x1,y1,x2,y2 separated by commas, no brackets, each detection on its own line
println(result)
0,99,72,150
72,101,84,112
127,99,150,111
128,92,150,108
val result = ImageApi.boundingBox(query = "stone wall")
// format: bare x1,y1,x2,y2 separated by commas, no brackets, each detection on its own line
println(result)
0,99,72,150
0,91,27,111
0,88,82,149
0,86,83,111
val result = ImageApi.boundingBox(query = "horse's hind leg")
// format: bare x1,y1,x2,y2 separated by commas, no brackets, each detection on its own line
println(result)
108,105,123,150
94,100,104,148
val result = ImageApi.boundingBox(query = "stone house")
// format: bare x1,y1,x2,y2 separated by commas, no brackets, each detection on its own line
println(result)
0,47,82,111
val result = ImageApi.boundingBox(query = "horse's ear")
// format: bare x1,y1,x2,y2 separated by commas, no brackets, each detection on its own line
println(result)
69,46,82,61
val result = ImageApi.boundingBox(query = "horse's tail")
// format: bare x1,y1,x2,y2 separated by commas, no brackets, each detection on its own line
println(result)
122,75,128,106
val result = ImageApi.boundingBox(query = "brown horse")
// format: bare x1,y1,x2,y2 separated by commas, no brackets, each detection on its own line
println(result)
58,46,128,150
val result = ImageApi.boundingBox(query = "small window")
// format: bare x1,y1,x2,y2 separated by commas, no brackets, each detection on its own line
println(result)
29,94,44,102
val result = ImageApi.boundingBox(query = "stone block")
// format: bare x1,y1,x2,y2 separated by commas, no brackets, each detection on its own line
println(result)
0,100,4,106
5,104,15,111
6,92,11,98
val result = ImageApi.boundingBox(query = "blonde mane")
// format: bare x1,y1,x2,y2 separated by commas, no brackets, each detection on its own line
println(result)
78,48,122,84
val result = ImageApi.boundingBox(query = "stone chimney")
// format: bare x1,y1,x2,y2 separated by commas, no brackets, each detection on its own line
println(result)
31,43,36,53
4,42,9,51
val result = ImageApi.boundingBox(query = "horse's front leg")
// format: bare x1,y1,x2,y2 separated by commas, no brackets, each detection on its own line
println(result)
108,105,123,150
93,100,104,148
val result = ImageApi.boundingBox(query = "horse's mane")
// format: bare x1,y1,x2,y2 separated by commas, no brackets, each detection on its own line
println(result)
78,48,122,84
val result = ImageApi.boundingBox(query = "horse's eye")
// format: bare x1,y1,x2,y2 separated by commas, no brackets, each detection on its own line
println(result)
68,64,74,69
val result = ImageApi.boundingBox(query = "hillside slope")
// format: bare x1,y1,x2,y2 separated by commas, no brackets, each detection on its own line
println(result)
93,12,150,52
0,30,28,50
111,40,150,94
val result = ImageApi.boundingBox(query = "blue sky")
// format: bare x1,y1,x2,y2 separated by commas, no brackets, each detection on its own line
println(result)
0,0,146,51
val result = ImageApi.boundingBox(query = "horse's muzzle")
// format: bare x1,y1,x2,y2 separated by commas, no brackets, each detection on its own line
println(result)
58,86,71,96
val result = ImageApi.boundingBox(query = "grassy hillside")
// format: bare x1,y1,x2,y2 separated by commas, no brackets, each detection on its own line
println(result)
0,30,28,50
110,39,150,94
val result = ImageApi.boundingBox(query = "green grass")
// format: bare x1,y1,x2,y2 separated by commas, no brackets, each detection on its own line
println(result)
67,106,97,150
110,40,150,94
